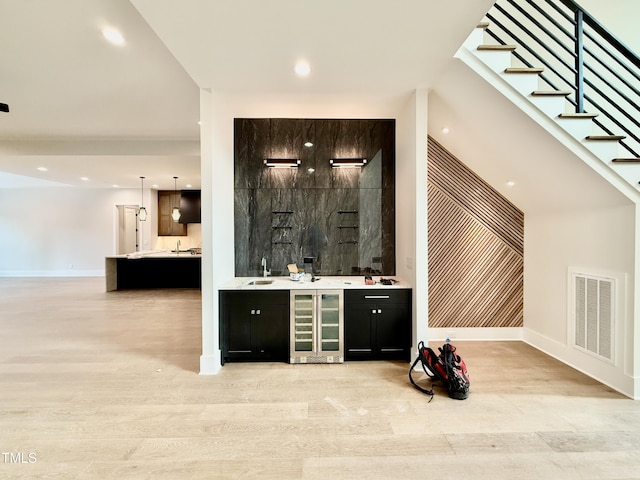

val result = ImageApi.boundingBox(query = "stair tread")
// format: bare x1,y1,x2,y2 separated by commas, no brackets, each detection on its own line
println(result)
504,67,544,73
558,113,598,118
531,90,572,96
477,45,517,51
586,135,626,140
612,158,640,163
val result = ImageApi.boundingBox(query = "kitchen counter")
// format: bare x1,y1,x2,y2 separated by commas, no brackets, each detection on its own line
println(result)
219,275,409,291
107,249,201,259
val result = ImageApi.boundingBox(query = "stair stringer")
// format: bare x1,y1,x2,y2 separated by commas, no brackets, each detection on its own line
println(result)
454,33,640,205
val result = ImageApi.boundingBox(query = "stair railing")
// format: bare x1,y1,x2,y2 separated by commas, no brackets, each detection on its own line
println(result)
484,0,640,158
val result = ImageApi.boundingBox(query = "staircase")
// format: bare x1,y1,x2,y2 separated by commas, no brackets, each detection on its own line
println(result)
455,0,640,201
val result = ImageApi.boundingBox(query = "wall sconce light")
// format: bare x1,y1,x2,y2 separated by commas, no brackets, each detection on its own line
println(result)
329,158,367,168
171,176,181,222
138,176,147,221
263,158,301,168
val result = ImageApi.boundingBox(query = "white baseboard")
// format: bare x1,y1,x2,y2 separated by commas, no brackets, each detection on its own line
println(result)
428,327,523,342
0,270,104,277
523,328,635,399
200,353,222,375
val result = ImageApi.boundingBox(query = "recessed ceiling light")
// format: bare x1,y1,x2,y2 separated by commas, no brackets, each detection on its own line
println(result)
152,184,159,189
80,177,89,181
102,28,125,46
37,166,48,172
304,141,313,147
112,184,119,188
442,127,450,134
506,180,516,187
294,62,311,76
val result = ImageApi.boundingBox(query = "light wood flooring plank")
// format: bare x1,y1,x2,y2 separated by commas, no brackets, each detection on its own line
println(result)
0,277,639,480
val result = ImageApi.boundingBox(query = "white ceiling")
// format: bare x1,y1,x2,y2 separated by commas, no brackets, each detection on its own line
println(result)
0,0,494,190
0,0,201,189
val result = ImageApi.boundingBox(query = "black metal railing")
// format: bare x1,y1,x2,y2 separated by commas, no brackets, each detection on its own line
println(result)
485,0,640,158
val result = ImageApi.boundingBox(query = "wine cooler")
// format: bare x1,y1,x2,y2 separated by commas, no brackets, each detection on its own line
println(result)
290,290,344,363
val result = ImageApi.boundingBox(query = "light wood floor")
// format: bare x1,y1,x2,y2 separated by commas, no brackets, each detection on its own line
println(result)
1,277,640,479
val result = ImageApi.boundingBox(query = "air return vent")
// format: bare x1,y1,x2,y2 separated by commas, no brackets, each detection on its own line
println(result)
571,271,615,362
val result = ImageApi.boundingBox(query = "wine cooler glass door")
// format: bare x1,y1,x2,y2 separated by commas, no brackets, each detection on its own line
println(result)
290,290,343,363
318,292,342,355
292,292,314,354
318,291,343,356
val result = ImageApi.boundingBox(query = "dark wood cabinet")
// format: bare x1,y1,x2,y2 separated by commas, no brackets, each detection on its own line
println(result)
179,190,201,224
220,290,289,364
158,191,187,236
344,289,412,361
115,257,201,289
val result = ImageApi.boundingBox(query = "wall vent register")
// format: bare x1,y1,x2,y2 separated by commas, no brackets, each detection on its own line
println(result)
570,270,616,363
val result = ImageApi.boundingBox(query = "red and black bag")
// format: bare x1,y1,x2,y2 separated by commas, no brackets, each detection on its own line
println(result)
409,341,470,400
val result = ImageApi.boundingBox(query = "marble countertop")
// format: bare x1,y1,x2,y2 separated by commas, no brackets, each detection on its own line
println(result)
219,275,409,291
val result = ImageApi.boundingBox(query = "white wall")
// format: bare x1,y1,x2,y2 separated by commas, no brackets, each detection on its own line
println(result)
524,203,636,396
0,188,138,276
0,186,199,276
579,0,639,53
525,205,634,342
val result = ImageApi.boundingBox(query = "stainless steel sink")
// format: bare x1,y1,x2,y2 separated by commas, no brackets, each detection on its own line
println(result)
247,279,275,285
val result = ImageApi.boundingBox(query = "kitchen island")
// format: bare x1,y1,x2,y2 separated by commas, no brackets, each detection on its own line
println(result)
105,251,201,291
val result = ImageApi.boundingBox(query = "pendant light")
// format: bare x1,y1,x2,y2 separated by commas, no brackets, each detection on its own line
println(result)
171,176,181,222
138,176,147,221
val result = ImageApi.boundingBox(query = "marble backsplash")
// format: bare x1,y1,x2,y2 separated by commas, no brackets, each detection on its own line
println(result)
234,118,395,277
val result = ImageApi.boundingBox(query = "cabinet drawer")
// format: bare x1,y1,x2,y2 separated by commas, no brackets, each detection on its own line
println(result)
345,289,411,305
220,290,289,306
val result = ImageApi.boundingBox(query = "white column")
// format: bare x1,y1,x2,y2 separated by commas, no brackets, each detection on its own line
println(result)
199,88,221,375
396,88,429,357
415,89,429,350
634,203,640,398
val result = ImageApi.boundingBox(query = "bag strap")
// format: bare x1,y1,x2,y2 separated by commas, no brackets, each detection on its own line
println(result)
409,351,435,402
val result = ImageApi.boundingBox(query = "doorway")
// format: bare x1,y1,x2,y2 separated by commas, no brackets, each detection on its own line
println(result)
116,205,140,254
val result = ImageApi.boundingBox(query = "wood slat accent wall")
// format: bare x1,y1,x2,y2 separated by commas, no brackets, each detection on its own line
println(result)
428,136,524,329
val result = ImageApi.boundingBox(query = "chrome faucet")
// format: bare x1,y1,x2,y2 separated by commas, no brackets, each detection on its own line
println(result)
261,257,271,278
176,240,181,255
